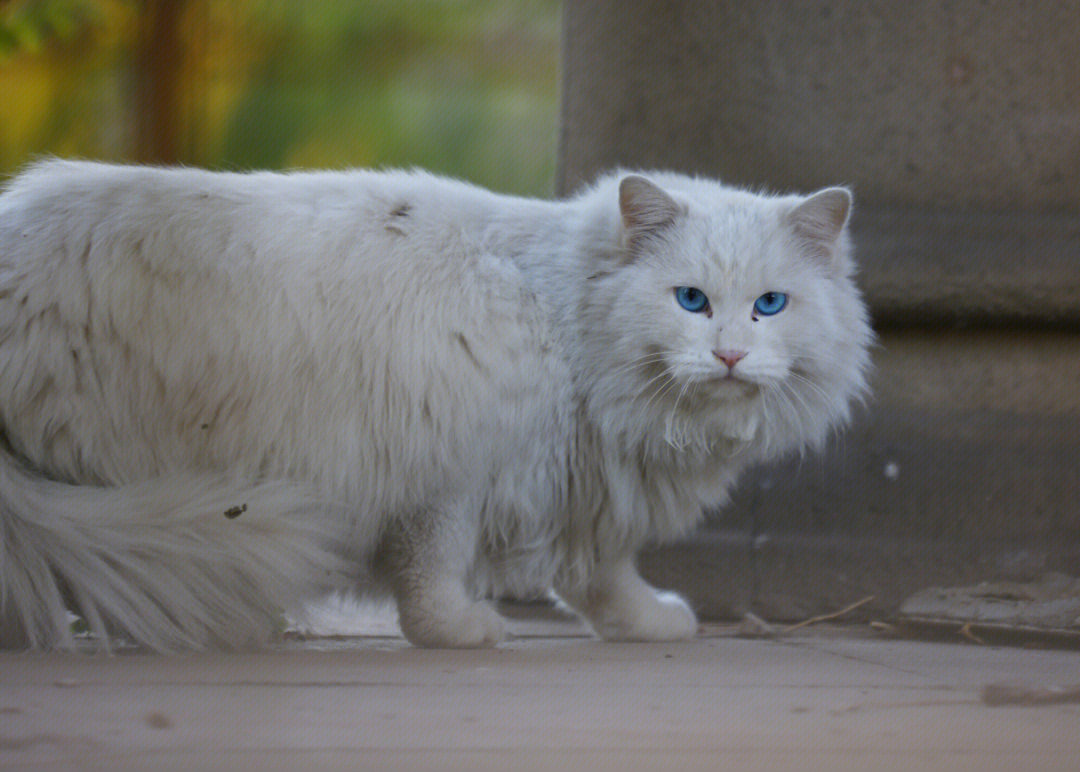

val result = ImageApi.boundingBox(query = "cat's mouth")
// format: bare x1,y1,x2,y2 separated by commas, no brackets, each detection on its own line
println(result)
703,371,760,399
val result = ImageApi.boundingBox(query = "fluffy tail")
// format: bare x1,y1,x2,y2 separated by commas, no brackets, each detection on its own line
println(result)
0,457,351,651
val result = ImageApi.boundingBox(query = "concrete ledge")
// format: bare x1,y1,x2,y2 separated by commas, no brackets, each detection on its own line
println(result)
4,626,1080,771
855,207,1080,328
642,531,1075,625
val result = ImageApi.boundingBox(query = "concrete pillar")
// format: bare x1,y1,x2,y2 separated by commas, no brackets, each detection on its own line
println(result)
561,1,1080,209
561,0,1080,620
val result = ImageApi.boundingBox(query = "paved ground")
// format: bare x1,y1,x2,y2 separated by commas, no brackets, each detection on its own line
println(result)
2,607,1079,771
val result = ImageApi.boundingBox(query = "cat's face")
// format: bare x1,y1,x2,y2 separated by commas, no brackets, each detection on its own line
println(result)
588,174,872,453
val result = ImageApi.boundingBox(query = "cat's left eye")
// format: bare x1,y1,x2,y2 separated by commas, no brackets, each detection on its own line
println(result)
753,292,788,316
674,286,710,313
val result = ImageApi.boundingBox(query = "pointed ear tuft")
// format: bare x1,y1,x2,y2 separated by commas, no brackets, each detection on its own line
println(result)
618,175,682,241
788,187,852,244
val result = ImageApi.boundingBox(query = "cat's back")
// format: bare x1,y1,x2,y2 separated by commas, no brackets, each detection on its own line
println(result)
0,159,493,268
0,160,572,496
0,159,523,335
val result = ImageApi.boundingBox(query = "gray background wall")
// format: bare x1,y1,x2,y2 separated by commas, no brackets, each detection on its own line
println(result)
558,0,1080,620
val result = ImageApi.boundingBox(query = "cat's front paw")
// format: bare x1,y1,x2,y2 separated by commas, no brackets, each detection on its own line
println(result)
592,590,699,642
398,599,505,649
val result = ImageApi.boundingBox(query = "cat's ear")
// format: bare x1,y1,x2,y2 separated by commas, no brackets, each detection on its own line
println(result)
618,175,683,251
787,187,852,268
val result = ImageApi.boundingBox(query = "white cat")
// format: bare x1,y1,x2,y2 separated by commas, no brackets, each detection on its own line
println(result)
0,160,871,650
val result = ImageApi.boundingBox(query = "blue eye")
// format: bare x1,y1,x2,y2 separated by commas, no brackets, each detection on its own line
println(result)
674,286,709,313
753,292,788,316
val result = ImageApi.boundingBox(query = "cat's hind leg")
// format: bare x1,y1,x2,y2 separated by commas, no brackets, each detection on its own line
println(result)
558,556,699,642
376,507,504,648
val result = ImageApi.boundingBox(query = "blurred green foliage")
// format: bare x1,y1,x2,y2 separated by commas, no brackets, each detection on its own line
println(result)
0,0,560,195
0,0,98,54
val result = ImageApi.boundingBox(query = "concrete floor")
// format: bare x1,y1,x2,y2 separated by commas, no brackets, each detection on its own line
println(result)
2,610,1079,771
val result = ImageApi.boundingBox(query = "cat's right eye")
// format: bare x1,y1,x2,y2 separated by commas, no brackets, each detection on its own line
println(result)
674,286,710,313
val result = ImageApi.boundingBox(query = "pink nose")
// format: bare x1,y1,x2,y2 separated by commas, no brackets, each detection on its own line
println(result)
712,349,747,369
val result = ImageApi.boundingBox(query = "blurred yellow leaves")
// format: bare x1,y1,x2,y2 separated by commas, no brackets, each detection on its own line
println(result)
0,0,560,195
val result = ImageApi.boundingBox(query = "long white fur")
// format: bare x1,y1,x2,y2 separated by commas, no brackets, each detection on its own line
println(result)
0,159,872,650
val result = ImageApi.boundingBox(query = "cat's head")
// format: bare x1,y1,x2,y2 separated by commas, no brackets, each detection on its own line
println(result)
581,173,873,458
